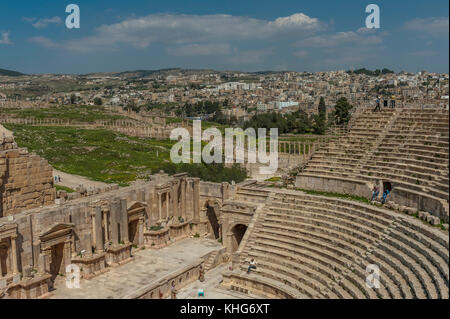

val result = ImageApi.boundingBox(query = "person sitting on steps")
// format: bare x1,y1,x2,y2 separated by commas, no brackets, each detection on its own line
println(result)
247,258,257,274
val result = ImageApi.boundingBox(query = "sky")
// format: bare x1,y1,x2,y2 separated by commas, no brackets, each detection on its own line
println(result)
0,0,448,74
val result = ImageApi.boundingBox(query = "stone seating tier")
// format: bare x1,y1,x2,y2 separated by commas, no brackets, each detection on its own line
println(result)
238,191,449,299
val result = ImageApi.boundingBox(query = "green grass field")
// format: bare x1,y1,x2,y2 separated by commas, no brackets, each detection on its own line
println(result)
4,124,247,186
0,105,131,123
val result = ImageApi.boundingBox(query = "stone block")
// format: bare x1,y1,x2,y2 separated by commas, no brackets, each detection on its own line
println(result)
418,211,430,220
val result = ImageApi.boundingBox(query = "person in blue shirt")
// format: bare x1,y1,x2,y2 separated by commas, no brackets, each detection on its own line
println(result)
373,97,381,112
381,189,390,204
371,185,379,201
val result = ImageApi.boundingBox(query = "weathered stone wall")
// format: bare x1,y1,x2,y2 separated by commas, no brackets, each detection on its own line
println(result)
295,174,372,198
0,171,219,298
0,125,55,218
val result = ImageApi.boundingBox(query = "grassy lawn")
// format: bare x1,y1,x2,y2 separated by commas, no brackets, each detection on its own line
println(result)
55,185,76,193
5,124,176,186
4,124,247,186
0,105,132,123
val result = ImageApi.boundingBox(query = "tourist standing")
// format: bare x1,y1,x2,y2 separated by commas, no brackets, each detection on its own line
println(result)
390,95,396,108
171,281,177,299
199,265,205,282
371,185,379,201
381,189,390,204
374,97,381,112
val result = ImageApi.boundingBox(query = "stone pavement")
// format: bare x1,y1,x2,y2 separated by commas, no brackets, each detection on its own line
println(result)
176,264,255,299
50,238,221,299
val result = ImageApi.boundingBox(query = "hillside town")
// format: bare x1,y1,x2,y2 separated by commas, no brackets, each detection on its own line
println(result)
1,69,448,121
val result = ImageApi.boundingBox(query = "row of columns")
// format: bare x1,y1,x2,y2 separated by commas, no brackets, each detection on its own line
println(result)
154,178,200,224
278,141,321,155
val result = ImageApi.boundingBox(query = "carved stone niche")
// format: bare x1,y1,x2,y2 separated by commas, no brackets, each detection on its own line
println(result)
127,201,146,246
38,223,75,283
0,222,19,281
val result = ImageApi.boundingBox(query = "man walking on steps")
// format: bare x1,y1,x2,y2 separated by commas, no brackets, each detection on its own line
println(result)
373,97,381,112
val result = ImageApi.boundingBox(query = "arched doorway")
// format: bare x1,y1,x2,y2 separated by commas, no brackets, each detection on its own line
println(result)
231,224,247,252
383,181,392,192
206,203,220,240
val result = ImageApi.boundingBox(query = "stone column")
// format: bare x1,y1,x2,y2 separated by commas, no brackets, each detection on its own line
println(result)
157,193,162,221
193,178,200,223
110,201,120,245
94,207,104,253
138,218,144,246
181,179,186,219
0,251,3,277
10,236,18,274
172,183,178,220
120,199,130,244
81,232,92,256
103,210,109,243
37,253,49,275
165,192,170,220
64,241,72,269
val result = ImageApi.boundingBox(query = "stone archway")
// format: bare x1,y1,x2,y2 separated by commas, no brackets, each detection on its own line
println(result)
230,224,247,253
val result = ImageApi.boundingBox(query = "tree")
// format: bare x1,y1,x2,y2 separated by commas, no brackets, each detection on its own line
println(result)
314,97,326,134
125,100,139,112
94,97,103,106
70,94,77,104
334,97,353,126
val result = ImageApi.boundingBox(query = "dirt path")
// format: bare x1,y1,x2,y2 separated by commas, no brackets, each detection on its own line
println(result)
53,169,109,191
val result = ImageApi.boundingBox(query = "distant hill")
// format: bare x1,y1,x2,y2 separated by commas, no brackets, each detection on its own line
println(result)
0,68,25,76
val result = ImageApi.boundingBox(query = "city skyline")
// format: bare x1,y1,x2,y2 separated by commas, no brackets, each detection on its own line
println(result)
0,0,448,74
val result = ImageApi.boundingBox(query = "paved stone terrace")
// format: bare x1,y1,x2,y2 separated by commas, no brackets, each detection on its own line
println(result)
49,238,221,299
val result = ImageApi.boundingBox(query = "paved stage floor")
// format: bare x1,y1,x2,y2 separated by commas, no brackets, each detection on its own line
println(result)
50,238,221,299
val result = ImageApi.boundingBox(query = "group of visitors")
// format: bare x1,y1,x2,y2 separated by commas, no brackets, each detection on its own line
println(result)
371,185,391,204
54,175,61,183
373,95,396,112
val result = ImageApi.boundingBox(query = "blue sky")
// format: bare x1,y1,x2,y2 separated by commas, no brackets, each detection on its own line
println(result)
0,0,448,74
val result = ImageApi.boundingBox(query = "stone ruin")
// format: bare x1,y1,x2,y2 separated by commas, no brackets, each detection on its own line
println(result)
0,125,55,218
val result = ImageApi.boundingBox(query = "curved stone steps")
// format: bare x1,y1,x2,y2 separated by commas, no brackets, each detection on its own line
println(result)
244,252,343,299
255,226,399,298
251,236,379,299
250,240,364,299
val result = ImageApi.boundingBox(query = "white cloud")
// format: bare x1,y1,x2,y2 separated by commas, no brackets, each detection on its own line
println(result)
403,17,449,37
409,50,437,57
0,31,12,45
29,13,324,52
31,16,62,29
270,13,321,30
226,48,274,65
28,36,61,48
22,17,36,23
293,50,308,58
297,28,383,48
167,43,232,56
